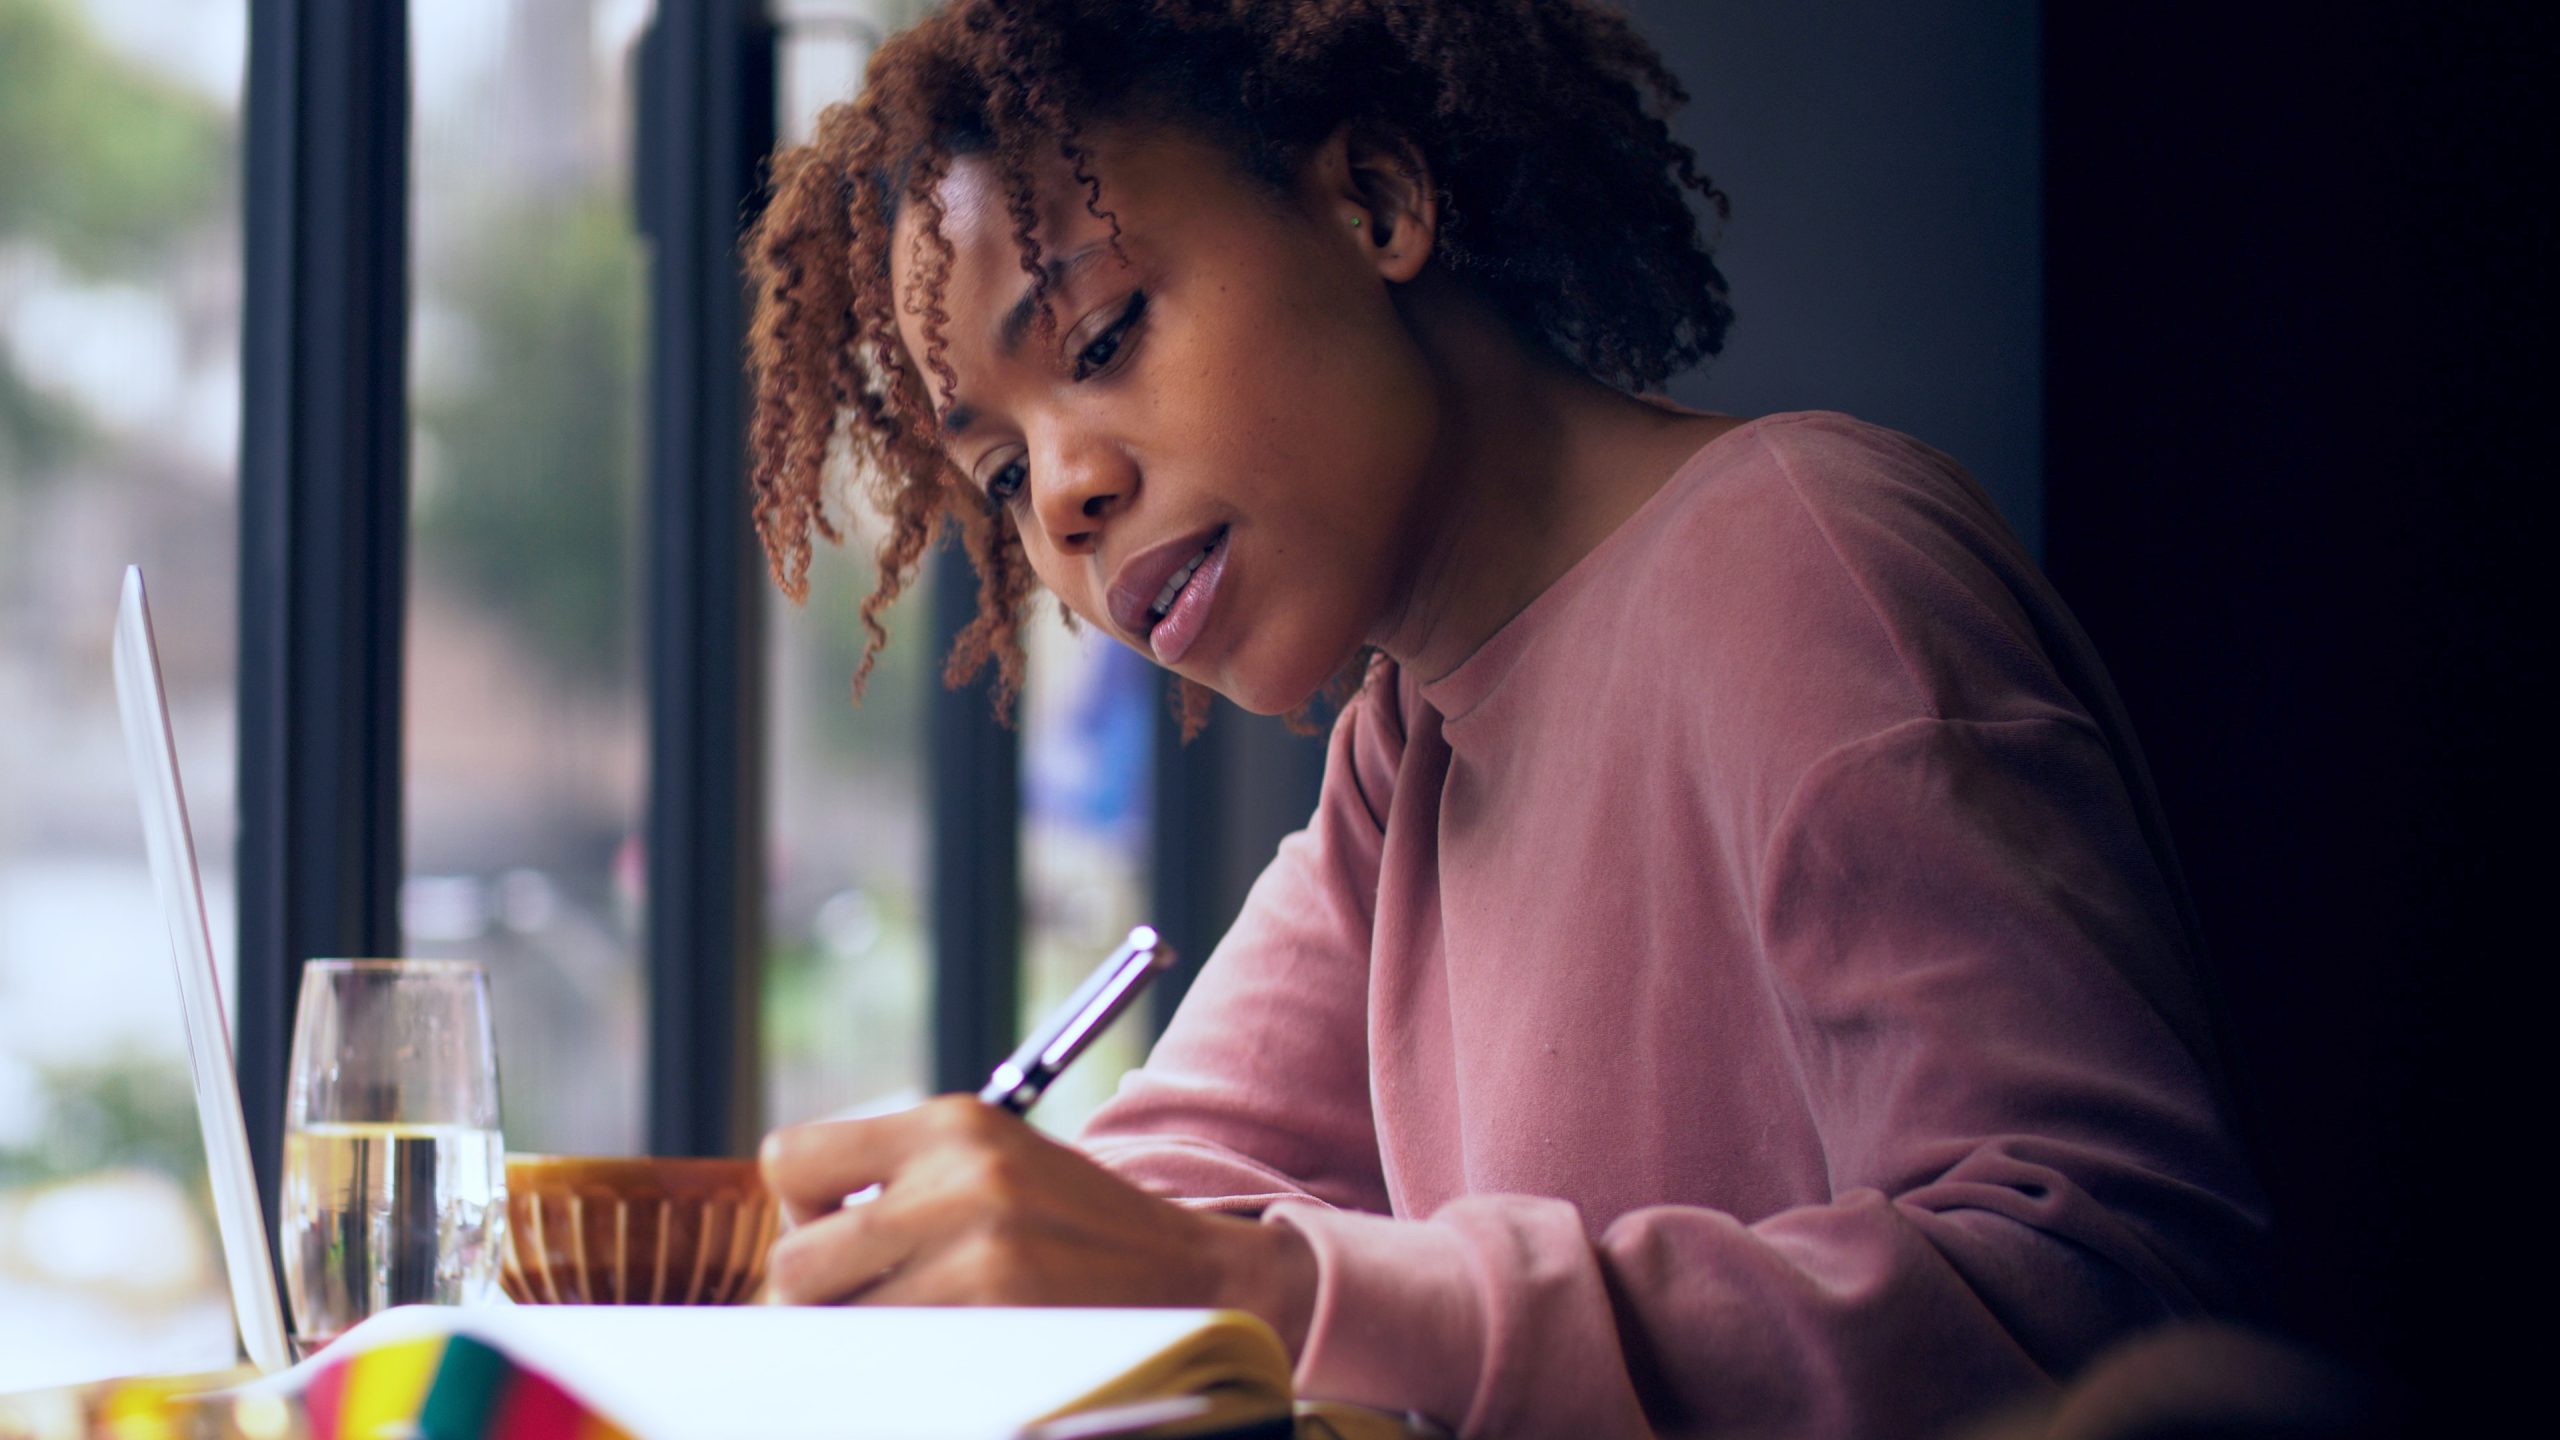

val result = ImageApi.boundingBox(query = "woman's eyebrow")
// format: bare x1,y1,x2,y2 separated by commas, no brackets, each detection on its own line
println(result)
996,242,1112,358
938,241,1118,436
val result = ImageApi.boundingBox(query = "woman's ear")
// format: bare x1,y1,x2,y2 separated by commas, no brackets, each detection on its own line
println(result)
1309,123,1436,285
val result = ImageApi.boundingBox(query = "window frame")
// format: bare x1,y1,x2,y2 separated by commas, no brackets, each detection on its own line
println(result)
235,0,412,1240
633,0,775,1160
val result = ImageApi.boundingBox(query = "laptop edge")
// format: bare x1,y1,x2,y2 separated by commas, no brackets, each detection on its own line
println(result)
111,565,293,1374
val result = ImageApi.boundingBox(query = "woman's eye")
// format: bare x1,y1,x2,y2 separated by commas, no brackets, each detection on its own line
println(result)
985,456,1028,506
1071,291,1147,381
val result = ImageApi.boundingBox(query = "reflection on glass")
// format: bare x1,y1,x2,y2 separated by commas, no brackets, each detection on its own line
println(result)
0,0,245,1387
1019,607,1155,1137
404,0,654,1156
280,961,506,1356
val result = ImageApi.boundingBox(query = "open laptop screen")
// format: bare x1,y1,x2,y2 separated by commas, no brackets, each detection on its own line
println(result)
112,566,291,1374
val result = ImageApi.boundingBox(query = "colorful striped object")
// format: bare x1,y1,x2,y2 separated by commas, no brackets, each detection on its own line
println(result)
297,1332,634,1440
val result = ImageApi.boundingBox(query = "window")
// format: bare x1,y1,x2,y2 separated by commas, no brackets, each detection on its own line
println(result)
1018,613,1156,1135
0,0,247,1387
2,2,1325,1391
761,481,935,1126
403,0,655,1158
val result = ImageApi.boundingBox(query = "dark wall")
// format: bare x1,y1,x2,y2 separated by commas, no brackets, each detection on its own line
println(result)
1623,0,2045,549
2045,0,2542,1419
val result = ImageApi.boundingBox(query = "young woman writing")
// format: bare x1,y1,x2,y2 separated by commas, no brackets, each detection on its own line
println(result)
745,3,2264,1436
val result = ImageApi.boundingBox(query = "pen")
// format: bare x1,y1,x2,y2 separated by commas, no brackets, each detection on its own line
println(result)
979,925,1174,1114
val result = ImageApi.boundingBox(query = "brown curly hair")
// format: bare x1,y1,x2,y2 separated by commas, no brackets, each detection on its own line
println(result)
744,0,1733,727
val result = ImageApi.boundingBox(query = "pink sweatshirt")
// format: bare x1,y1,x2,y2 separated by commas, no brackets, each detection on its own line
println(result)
1078,412,2265,1438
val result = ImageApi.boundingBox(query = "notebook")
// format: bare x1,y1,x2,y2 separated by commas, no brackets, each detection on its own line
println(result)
115,566,1415,1440
222,1304,1309,1440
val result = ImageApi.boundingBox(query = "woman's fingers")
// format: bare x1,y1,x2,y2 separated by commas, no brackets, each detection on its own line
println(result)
757,1095,1262,1314
764,1187,916,1304
843,1236,1020,1307
762,1094,1002,1225
760,1122,850,1227
761,1106,1029,1303
760,1115,895,1225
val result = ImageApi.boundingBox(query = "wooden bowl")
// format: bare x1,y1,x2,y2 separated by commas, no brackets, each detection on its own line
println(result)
499,1155,777,1305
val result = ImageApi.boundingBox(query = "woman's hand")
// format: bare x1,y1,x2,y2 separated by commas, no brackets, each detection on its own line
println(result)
758,1095,1317,1357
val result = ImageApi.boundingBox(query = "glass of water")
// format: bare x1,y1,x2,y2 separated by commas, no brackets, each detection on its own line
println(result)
281,959,507,1356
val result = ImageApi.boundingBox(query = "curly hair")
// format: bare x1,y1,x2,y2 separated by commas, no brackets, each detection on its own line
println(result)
745,0,1733,728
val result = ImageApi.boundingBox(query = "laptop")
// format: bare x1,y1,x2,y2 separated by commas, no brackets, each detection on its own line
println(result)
111,565,293,1374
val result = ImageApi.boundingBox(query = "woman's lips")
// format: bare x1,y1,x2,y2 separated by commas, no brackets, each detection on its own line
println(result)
1106,525,1222,638
1148,530,1228,666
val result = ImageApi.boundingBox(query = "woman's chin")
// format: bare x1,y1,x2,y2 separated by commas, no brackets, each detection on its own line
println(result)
1220,683,1314,719
1188,667,1300,719
1195,640,1365,720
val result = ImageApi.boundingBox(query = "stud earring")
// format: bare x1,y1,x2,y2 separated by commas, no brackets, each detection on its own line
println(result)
1349,216,1364,229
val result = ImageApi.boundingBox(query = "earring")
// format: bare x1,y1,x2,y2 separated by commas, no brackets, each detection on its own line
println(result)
1349,216,1364,229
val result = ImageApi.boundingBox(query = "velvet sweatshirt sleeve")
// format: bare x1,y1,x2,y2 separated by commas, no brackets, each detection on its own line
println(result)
1263,711,2258,1439
1078,413,2263,1438
1077,691,1398,1218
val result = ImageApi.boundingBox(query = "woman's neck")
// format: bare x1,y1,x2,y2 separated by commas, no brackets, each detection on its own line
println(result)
1369,274,1740,683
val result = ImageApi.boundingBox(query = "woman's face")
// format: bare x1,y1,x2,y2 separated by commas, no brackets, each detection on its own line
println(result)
888,123,1444,714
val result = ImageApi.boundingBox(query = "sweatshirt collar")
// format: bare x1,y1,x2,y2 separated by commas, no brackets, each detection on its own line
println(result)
1416,416,1762,728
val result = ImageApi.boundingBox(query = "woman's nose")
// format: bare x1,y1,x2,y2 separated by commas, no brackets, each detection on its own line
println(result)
1029,436,1131,553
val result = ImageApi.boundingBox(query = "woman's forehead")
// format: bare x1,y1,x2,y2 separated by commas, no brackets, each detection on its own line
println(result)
888,126,1251,295
889,154,1113,357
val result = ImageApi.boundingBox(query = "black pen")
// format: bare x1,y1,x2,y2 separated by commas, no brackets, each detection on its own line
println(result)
979,925,1174,1114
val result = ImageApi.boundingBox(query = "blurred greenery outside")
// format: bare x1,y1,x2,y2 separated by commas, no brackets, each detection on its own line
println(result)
0,0,231,1202
410,185,921,752
0,0,227,487
0,349,86,478
0,0,223,261
0,1053,204,1193
414,191,647,686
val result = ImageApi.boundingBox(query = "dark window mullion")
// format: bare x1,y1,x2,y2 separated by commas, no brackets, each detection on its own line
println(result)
235,0,412,1235
637,0,775,1159
1148,702,1222,1031
927,542,1022,1093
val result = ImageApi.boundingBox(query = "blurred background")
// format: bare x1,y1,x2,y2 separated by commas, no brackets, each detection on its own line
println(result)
1,0,249,1385
1,0,2047,1378
0,0,1169,1385
0,0,2535,1422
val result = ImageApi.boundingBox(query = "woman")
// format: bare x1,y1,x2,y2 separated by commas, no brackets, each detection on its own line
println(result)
745,3,2263,1435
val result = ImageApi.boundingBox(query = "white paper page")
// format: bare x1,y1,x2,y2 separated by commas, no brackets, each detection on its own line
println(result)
240,1306,1258,1440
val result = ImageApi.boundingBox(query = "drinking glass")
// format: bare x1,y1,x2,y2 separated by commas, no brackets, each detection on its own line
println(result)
280,959,507,1356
